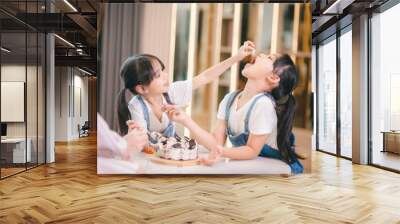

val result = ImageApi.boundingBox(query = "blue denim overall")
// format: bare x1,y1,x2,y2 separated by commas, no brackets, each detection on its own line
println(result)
137,93,176,143
225,91,303,174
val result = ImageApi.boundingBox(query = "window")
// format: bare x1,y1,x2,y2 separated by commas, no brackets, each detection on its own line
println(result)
0,1,46,179
370,3,400,171
339,27,352,158
317,36,337,154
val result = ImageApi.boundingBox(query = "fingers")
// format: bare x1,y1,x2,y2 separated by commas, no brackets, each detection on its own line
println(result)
168,110,182,121
216,145,224,155
162,104,188,112
129,128,147,139
126,120,142,131
163,106,186,121
199,154,220,166
245,45,255,53
199,157,214,166
244,41,255,51
161,104,177,112
126,120,135,130
163,104,182,121
124,129,148,153
137,133,148,146
244,40,255,48
166,109,176,120
243,41,256,54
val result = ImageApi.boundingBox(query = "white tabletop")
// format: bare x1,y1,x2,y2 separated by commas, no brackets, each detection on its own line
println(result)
98,146,291,175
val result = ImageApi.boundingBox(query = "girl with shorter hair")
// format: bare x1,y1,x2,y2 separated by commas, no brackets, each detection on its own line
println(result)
117,41,256,139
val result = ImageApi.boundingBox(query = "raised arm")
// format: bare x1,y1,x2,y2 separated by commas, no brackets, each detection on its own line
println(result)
164,105,225,153
192,41,255,90
180,115,224,153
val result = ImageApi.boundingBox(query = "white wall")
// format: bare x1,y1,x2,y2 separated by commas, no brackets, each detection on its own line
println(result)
1,65,26,141
1,64,46,164
71,73,89,138
1,66,25,123
55,67,68,141
54,67,89,141
1,65,42,138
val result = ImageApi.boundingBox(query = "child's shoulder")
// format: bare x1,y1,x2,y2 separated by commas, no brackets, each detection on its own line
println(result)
224,90,241,99
127,95,143,108
170,80,191,90
220,91,240,104
128,95,140,103
254,93,275,107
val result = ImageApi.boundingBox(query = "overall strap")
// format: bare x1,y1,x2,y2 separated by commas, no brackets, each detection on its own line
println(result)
162,92,173,105
243,93,275,132
162,92,175,129
137,96,151,131
225,91,241,123
263,92,276,105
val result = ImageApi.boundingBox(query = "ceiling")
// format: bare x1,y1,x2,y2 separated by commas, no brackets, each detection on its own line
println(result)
311,0,390,44
0,0,97,75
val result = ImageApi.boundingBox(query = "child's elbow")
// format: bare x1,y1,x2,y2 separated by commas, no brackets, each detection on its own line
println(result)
248,147,260,159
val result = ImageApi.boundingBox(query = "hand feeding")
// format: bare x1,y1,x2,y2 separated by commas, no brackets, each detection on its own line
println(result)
243,48,256,64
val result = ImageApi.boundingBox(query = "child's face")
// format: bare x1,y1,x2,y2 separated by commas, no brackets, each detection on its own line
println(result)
145,60,170,94
242,53,277,80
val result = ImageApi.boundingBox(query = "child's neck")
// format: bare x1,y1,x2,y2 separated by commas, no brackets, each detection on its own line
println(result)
241,79,272,100
143,93,163,106
142,93,164,122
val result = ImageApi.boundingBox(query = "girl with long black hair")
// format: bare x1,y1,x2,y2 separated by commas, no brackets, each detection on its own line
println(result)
165,53,303,174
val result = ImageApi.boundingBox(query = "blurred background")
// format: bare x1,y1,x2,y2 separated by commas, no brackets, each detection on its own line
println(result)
98,2,312,171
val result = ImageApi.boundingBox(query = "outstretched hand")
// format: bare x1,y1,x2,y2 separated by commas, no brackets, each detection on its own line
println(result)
126,120,142,132
161,104,191,125
122,120,148,160
200,145,224,166
236,40,256,61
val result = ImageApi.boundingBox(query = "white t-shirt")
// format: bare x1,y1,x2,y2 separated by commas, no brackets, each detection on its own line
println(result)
128,80,192,133
217,92,278,149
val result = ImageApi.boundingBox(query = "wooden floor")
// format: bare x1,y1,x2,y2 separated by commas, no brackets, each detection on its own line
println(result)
1,135,400,223
1,167,26,178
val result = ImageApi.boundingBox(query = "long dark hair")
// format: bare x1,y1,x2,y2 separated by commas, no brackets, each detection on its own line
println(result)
271,54,299,164
117,54,165,135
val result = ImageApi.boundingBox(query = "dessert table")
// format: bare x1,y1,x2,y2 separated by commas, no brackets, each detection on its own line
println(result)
98,146,291,175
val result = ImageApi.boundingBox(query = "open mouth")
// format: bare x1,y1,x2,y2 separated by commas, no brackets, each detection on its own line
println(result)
248,57,256,64
245,62,253,68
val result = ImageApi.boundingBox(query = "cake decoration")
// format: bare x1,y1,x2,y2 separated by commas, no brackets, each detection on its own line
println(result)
148,132,198,161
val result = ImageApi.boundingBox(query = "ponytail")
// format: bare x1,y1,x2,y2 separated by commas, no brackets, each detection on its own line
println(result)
275,93,297,163
117,88,131,135
271,54,299,164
